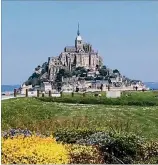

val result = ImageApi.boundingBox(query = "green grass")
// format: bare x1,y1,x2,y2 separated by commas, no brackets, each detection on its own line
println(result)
2,97,158,140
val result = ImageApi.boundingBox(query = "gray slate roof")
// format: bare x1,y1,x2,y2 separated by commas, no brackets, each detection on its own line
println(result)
65,46,76,52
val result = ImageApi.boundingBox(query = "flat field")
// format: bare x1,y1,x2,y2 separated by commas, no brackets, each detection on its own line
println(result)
2,97,158,140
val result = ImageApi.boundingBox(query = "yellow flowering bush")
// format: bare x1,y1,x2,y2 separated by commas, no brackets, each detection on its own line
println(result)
2,135,69,164
67,144,104,164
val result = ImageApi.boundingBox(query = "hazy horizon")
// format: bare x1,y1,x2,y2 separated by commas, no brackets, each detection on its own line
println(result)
1,82,157,86
2,1,158,85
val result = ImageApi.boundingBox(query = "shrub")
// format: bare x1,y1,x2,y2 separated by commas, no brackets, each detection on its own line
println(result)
2,129,158,164
54,128,97,143
67,144,104,163
136,141,158,164
77,132,145,164
2,135,69,164
2,131,104,164
2,129,33,139
37,95,158,106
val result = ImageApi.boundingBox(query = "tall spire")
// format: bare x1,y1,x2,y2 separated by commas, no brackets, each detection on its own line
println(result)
77,22,80,36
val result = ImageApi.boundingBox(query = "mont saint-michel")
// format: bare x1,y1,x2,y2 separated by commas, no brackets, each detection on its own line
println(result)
22,24,147,92
48,24,102,81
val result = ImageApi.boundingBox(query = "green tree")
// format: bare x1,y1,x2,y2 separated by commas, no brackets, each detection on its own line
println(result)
113,69,120,74
55,69,72,82
64,70,72,78
75,67,84,71
102,65,107,69
58,69,65,75
55,73,62,82
72,70,78,76
25,80,32,86
99,68,108,76
28,76,32,81
76,67,87,73
75,67,87,77
32,78,40,87
32,73,40,79
41,69,46,75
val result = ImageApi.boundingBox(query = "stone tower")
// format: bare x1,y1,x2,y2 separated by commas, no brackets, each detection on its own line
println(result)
48,23,103,81
75,23,83,52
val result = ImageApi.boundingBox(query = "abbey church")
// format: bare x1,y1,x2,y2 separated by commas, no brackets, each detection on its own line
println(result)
48,24,103,81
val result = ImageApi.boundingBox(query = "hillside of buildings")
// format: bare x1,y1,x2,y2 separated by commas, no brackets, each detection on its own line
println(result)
24,61,143,89
24,65,141,92
23,25,144,91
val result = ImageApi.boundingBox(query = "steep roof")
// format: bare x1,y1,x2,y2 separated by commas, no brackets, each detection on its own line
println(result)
65,46,76,52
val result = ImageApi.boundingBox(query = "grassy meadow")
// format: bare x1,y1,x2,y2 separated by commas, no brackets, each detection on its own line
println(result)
2,91,158,163
2,92,158,140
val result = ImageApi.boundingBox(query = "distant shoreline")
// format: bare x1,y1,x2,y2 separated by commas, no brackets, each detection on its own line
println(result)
1,82,158,93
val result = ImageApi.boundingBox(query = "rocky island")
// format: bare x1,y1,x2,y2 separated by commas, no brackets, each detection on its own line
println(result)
22,24,147,93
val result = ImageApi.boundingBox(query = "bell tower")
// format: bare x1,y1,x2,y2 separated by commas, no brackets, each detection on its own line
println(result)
75,23,83,51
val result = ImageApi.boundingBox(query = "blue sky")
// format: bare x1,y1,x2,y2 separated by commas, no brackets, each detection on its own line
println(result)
2,1,158,85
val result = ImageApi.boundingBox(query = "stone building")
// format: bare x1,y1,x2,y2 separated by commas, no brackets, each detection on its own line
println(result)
48,57,63,81
48,24,103,81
